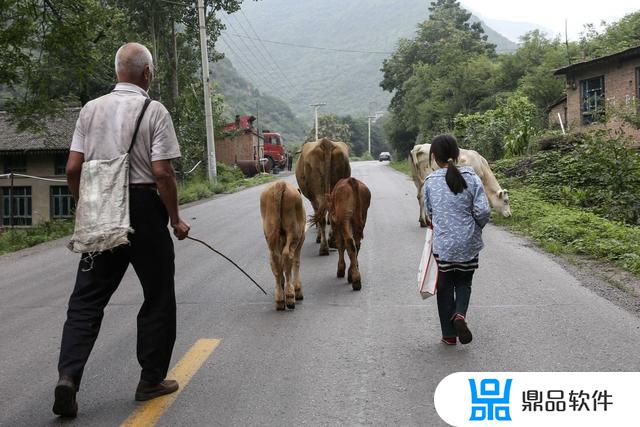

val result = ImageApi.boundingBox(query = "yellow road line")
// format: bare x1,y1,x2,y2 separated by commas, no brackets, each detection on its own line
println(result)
121,338,221,427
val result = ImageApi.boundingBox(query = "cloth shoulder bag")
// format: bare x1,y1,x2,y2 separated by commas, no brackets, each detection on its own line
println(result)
68,98,152,253
417,226,438,299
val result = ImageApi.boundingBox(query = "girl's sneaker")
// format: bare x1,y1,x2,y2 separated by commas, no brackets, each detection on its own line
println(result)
453,314,472,344
441,336,457,345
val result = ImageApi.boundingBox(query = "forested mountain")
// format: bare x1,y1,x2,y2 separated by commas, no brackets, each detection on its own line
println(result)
219,0,517,121
212,57,307,142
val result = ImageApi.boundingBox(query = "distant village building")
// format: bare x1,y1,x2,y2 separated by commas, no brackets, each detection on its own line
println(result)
0,110,77,227
216,115,263,166
550,45,640,142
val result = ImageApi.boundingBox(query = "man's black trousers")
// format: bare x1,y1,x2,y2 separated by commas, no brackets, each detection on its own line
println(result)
58,188,176,387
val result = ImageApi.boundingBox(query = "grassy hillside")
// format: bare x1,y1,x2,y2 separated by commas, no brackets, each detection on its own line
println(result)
212,57,307,144
220,0,517,121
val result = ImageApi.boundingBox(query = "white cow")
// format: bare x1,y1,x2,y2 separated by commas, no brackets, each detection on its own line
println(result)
409,144,512,227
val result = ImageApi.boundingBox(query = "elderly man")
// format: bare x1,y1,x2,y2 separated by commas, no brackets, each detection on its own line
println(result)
53,43,190,418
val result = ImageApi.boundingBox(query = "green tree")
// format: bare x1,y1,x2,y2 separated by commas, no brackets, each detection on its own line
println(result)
340,115,388,157
380,0,496,156
305,114,352,144
1,0,249,134
494,30,568,113
454,92,539,159
1,0,131,131
578,12,640,58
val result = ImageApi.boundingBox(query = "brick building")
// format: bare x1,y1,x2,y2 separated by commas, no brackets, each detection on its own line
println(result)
0,110,77,227
216,115,263,166
550,45,640,142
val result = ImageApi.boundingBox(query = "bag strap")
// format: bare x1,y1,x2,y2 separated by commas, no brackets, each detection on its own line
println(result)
127,98,152,154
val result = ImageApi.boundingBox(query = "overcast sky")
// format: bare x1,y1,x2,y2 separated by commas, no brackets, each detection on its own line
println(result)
461,0,638,40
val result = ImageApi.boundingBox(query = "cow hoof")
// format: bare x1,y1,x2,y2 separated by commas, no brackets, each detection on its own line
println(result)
286,302,296,310
295,293,304,301
276,301,285,311
337,269,345,278
316,236,321,244
419,221,427,228
352,281,362,291
319,248,329,256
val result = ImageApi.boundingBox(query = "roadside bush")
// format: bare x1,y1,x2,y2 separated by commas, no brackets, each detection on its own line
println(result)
492,187,640,275
389,159,412,176
494,131,640,224
0,220,74,255
454,93,540,160
454,109,507,160
178,163,274,205
216,163,245,185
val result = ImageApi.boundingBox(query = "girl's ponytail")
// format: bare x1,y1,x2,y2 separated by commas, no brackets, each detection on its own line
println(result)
431,135,467,195
445,158,467,195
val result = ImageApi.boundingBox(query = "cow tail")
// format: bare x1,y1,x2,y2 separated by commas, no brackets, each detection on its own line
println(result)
308,193,332,227
269,181,287,251
349,178,364,242
308,138,332,227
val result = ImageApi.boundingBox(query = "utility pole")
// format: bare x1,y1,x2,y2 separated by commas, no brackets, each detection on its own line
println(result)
367,115,375,155
310,102,326,140
198,0,217,180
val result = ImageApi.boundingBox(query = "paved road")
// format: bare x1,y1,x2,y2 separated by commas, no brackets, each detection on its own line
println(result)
2,161,640,426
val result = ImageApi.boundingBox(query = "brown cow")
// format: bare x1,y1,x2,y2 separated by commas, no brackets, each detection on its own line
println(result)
295,138,350,256
260,181,306,310
328,177,371,291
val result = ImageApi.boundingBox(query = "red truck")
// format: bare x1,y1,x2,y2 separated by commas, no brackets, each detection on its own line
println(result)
262,130,287,170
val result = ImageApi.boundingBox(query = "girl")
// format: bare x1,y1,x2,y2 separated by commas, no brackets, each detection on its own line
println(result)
423,134,491,345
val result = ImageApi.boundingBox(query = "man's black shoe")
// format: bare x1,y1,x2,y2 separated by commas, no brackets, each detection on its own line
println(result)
52,375,78,418
135,379,179,401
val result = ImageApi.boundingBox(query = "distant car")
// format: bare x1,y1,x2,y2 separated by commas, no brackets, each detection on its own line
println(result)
379,152,391,162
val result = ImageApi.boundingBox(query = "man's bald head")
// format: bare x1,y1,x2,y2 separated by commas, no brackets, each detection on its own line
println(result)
114,43,154,90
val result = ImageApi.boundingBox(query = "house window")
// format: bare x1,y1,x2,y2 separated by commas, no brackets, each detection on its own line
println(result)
581,76,605,124
54,153,68,176
3,155,27,174
1,186,32,226
50,186,75,219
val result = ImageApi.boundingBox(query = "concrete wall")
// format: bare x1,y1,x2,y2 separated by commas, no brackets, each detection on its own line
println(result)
0,152,69,226
564,58,640,142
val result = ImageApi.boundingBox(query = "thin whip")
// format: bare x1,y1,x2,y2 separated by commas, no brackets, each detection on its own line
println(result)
186,236,268,295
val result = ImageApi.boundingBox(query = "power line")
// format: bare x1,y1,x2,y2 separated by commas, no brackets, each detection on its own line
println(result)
217,25,282,96
228,13,286,82
221,15,294,99
225,14,295,99
155,0,292,99
238,10,297,92
227,33,394,55
217,35,281,96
